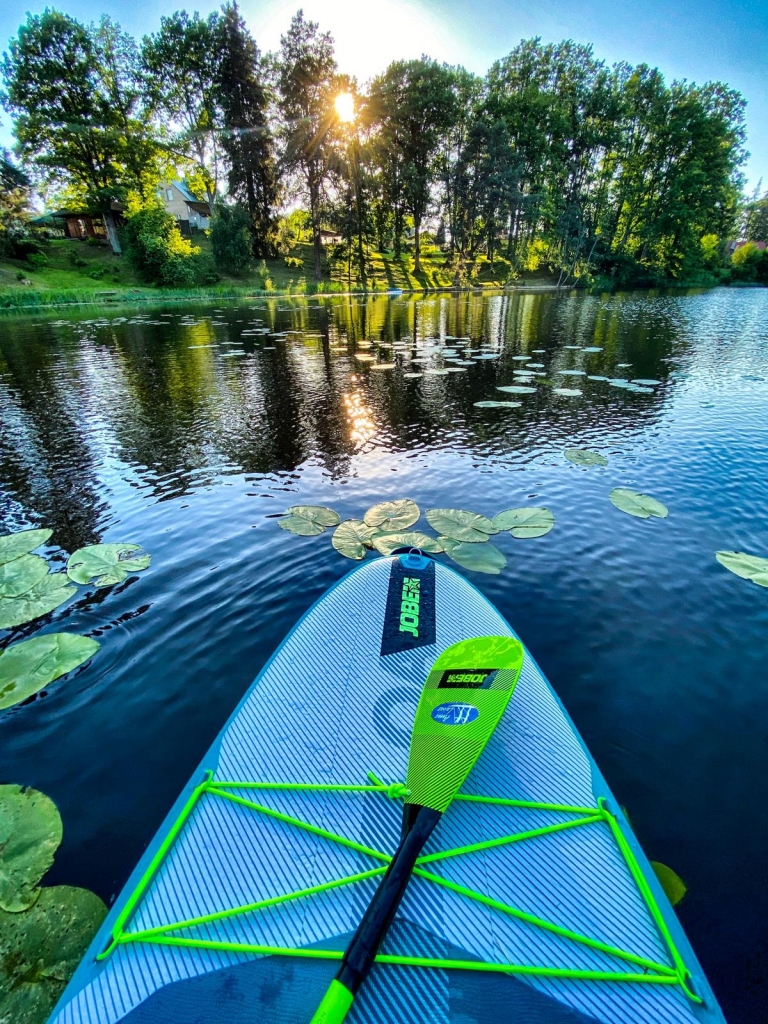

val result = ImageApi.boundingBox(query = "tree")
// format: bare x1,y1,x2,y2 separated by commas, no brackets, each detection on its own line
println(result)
370,60,457,272
141,11,221,205
215,3,277,256
0,150,30,246
210,202,253,274
2,11,157,252
275,10,339,280
122,197,200,286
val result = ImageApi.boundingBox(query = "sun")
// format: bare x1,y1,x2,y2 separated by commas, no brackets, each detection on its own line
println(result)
334,92,356,123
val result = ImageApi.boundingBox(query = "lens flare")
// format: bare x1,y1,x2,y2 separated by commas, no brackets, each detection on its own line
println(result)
334,92,355,123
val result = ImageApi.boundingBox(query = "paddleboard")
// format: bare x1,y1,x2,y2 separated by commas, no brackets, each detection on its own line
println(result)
49,553,725,1024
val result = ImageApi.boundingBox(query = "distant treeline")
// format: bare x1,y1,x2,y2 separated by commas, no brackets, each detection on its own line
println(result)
0,6,762,287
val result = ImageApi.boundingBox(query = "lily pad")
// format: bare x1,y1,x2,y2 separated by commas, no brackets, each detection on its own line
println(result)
493,507,555,538
474,401,521,408
587,375,609,381
67,544,151,587
0,529,53,567
0,885,107,1022
512,355,531,361
558,369,586,376
363,499,420,532
496,385,536,394
610,489,669,519
372,532,443,556
278,506,340,536
0,571,75,630
715,551,768,587
370,363,395,370
0,785,62,911
565,449,608,467
331,520,379,560
0,633,100,713
0,554,49,596
355,353,375,361
631,379,661,386
441,538,506,574
403,372,422,378
650,862,687,906
423,368,450,375
425,508,497,543
582,346,603,353
553,388,582,396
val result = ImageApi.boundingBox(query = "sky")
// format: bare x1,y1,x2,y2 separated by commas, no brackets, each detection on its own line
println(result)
1,0,766,190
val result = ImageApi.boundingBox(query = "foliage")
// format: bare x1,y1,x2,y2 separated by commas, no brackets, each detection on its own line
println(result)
0,152,31,250
210,203,254,274
122,199,201,286
730,241,768,283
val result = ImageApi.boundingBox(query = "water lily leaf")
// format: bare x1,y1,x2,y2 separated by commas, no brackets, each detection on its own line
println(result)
553,388,582,396
587,375,609,381
0,572,75,630
631,379,661,386
0,785,62,911
527,363,545,369
558,369,586,376
564,345,580,350
278,506,340,536
441,538,506,574
67,544,151,587
445,367,468,372
403,372,422,378
511,355,531,361
0,633,100,714
582,346,603,352
355,353,375,361
474,401,521,408
372,532,443,556
423,368,450,375
331,520,378,560
496,385,536,394
0,529,53,567
650,862,687,906
0,885,107,1022
715,551,768,587
492,507,555,538
565,449,608,467
610,489,669,519
617,362,632,368
363,499,420,531
0,554,49,596
370,363,395,370
426,508,497,543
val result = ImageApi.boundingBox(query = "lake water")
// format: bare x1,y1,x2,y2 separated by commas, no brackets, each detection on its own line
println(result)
1,288,767,1023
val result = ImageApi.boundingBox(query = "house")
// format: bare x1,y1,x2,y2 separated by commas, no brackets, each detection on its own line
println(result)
726,239,767,256
318,228,343,245
30,201,125,240
157,181,211,235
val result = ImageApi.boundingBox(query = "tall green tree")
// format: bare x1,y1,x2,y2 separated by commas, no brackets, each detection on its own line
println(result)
215,3,277,255
2,11,157,252
275,10,339,280
0,150,30,244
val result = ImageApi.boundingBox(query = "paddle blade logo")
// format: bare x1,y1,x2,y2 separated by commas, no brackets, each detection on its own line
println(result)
431,702,479,725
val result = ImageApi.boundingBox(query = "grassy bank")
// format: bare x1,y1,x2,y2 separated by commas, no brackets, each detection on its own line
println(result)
0,238,560,310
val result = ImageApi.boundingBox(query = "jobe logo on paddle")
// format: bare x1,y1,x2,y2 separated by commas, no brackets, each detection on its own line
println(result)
398,577,421,636
431,702,479,725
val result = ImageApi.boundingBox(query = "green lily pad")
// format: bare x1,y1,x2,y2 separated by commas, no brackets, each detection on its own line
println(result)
363,499,420,531
610,488,668,520
553,388,582,396
558,369,586,376
631,379,661,386
492,507,555,538
372,532,443,556
565,449,608,467
497,385,536,394
277,506,341,536
0,571,75,630
331,520,379,560
715,551,768,587
441,538,506,574
0,633,100,713
0,529,53,567
650,861,687,906
425,509,498,543
582,346,603,353
473,400,521,409
0,785,62,911
587,375,609,381
0,554,49,596
67,543,151,587
0,885,107,1021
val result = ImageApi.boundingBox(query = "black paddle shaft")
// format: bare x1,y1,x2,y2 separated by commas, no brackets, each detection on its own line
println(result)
335,804,441,997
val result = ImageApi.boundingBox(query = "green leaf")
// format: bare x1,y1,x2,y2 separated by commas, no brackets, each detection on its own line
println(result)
0,572,75,630
277,506,340,536
331,520,379,560
0,633,100,713
0,785,62,912
441,538,507,574
610,488,669,519
0,529,53,567
553,388,582,396
496,385,536,394
363,499,420,531
473,400,522,408
67,544,151,587
558,369,586,376
372,532,443,556
425,508,498,543
715,551,768,587
0,885,107,1022
582,346,603,352
565,449,608,467
0,554,49,596
631,379,661,386
492,507,555,538
650,861,687,907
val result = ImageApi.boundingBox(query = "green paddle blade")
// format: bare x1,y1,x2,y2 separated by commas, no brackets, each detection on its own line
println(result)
405,636,524,812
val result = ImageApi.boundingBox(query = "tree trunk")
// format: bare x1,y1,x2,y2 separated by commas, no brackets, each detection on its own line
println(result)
414,219,421,273
103,210,122,254
309,181,322,281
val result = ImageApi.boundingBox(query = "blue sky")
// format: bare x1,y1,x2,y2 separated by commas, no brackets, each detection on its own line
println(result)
1,0,766,190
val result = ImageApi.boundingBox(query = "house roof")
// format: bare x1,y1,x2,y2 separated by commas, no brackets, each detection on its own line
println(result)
171,180,211,215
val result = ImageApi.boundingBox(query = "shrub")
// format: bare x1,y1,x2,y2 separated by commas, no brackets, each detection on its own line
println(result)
67,248,87,268
284,255,303,268
123,203,201,287
731,242,765,283
210,204,253,275
27,252,49,269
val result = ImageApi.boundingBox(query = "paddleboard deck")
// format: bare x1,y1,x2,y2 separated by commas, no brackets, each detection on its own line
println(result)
49,553,724,1024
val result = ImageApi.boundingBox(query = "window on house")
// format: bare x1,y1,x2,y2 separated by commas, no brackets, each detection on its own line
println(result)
166,189,173,202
